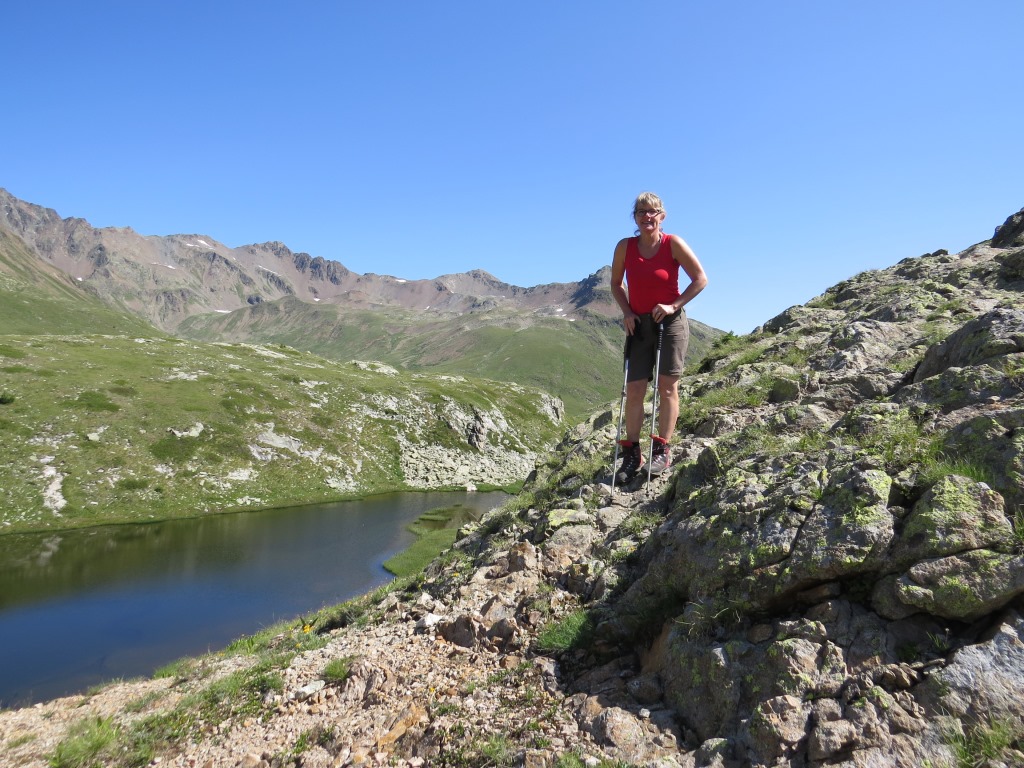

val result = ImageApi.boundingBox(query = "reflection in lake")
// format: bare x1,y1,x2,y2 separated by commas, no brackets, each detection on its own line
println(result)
0,491,506,706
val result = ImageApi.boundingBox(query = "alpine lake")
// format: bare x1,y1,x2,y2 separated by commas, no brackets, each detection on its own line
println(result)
0,490,507,706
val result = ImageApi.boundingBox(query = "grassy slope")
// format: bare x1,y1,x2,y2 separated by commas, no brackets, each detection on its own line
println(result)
0,335,560,534
179,298,721,419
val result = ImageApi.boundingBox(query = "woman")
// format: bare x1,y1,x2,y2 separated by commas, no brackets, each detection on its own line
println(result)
610,191,708,484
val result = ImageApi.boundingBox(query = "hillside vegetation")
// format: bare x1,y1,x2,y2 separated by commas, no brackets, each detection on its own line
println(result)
0,335,563,534
179,298,719,419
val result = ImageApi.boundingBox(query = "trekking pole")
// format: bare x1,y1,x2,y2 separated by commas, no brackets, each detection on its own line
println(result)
647,321,665,489
611,334,632,494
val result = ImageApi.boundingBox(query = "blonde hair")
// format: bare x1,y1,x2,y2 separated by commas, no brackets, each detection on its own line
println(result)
632,191,665,217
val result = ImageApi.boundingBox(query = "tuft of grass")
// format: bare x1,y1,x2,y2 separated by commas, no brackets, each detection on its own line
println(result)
535,609,595,653
768,345,811,368
440,730,517,768
554,755,587,768
678,380,771,429
126,653,287,765
793,427,830,455
553,754,631,768
690,331,764,374
192,660,284,724
926,298,969,320
620,510,662,537
928,630,952,654
485,661,532,688
919,455,996,488
290,729,312,756
677,591,751,639
921,320,953,346
896,643,922,664
944,717,1023,768
710,331,744,353
152,657,197,680
726,423,779,461
313,723,337,748
806,292,837,309
123,690,164,714
430,700,463,717
1012,510,1024,555
67,390,120,412
846,409,940,471
322,656,354,685
48,716,119,768
517,451,605,517
118,710,193,767
115,477,149,491
305,575,418,636
0,344,29,358
147,435,201,463
224,632,267,656
479,734,515,766
487,496,533,529
8,732,37,749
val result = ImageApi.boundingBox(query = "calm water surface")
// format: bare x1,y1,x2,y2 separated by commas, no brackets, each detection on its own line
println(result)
0,491,506,706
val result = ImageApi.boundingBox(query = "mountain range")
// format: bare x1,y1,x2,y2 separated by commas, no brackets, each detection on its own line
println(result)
0,188,720,418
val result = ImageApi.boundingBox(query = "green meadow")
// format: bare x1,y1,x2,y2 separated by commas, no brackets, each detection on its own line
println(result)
0,335,559,534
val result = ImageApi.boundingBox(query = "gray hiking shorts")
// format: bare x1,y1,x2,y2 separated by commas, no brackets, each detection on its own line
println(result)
625,310,690,382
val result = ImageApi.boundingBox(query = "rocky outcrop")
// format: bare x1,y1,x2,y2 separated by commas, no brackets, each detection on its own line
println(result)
559,209,1024,767
424,207,1024,766
993,206,1024,248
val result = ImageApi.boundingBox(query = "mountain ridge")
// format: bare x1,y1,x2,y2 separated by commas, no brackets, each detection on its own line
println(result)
0,188,621,329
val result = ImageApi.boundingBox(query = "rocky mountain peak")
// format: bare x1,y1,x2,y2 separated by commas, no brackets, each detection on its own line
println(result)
0,187,62,233
0,189,623,331
246,240,296,258
993,206,1024,248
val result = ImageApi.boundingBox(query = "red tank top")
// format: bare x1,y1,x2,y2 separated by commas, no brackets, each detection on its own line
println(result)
625,235,680,314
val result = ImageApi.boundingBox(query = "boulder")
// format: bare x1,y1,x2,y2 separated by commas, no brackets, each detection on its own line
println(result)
920,610,1024,720
888,474,1011,567
894,550,1024,621
914,308,1024,383
992,207,1024,249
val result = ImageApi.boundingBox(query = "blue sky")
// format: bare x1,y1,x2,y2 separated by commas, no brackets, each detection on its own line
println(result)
4,1,1022,334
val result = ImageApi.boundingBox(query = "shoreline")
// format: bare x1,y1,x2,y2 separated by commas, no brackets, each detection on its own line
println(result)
0,490,514,707
382,496,509,578
0,482,520,539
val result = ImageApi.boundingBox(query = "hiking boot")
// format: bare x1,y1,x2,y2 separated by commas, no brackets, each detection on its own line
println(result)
649,437,671,476
615,441,645,485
